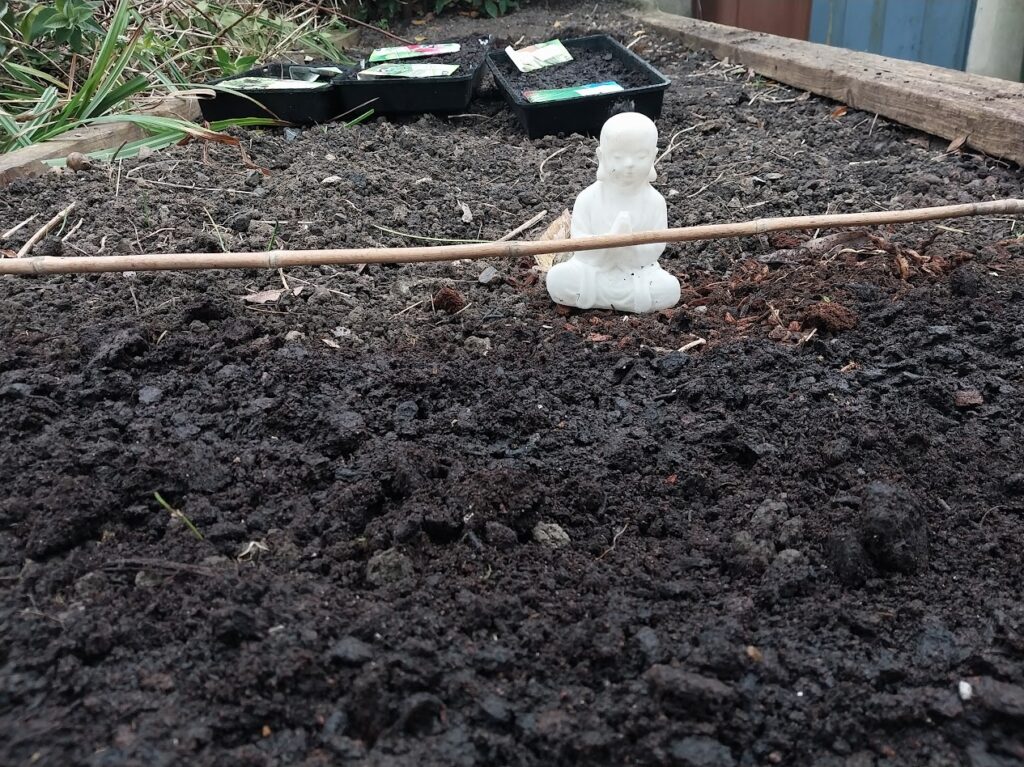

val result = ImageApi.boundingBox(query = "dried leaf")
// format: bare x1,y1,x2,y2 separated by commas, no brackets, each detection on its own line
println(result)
242,287,303,304
586,333,612,342
795,91,811,102
533,209,573,272
946,134,968,153
322,337,341,349
829,105,848,120
458,201,473,224
895,254,910,280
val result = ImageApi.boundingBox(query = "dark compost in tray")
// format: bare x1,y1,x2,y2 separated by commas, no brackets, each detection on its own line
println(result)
488,35,670,137
334,35,490,115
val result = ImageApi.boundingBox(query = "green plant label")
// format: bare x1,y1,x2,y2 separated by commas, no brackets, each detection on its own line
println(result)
369,43,461,63
356,63,460,79
505,39,572,73
523,81,624,103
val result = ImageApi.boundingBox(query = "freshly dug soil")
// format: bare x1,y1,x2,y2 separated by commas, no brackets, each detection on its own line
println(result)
2,2,1024,766
491,42,656,94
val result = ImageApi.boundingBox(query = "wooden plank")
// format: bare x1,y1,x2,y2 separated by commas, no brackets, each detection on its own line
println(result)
632,9,1024,166
0,95,200,188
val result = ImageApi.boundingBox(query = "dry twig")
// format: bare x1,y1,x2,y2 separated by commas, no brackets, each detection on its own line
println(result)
16,202,77,258
2,214,38,240
498,210,548,242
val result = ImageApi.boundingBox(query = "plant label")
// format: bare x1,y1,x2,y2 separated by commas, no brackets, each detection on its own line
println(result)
369,43,461,62
523,81,625,103
357,63,460,79
505,39,573,72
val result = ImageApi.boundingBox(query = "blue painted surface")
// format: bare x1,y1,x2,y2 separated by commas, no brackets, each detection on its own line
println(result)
809,0,976,70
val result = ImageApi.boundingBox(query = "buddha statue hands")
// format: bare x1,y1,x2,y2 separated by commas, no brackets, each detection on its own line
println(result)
545,112,681,314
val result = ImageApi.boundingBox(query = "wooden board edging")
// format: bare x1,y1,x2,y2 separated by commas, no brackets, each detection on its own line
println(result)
0,95,201,188
632,9,1024,166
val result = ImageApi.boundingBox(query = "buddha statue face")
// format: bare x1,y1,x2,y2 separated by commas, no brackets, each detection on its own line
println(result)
595,112,659,187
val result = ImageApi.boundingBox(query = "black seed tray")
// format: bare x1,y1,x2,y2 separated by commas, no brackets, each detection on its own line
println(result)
199,63,344,126
486,35,671,138
333,37,491,116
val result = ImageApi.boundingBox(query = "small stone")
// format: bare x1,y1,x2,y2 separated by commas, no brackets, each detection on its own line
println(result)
244,170,262,188
478,265,500,285
732,531,774,569
321,175,343,185
323,735,366,759
484,521,517,549
136,146,155,160
284,128,301,143
74,571,108,598
926,325,954,340
774,548,806,567
669,736,736,767
138,385,163,404
366,548,414,587
954,389,984,408
532,521,570,548
284,330,304,342
227,212,252,232
134,570,162,589
464,336,491,355
327,636,374,665
479,693,512,723
66,152,93,172
634,626,662,663
750,499,788,533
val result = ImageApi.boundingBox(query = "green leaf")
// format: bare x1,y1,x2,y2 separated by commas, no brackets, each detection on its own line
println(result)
3,61,66,91
23,7,57,42
87,74,150,117
64,0,134,119
484,0,499,17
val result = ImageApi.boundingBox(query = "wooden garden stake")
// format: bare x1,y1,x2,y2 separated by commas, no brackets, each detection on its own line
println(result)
0,199,1021,276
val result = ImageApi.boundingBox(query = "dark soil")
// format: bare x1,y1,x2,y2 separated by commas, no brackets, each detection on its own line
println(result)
2,2,1024,766
338,35,492,80
491,41,656,94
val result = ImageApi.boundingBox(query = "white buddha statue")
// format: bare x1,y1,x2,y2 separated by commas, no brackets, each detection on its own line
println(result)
545,112,680,314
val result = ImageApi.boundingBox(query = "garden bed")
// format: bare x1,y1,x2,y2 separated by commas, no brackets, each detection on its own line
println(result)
1,1,1023,765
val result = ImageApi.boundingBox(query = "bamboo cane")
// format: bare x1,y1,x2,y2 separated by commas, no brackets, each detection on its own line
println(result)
1,199,1021,276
